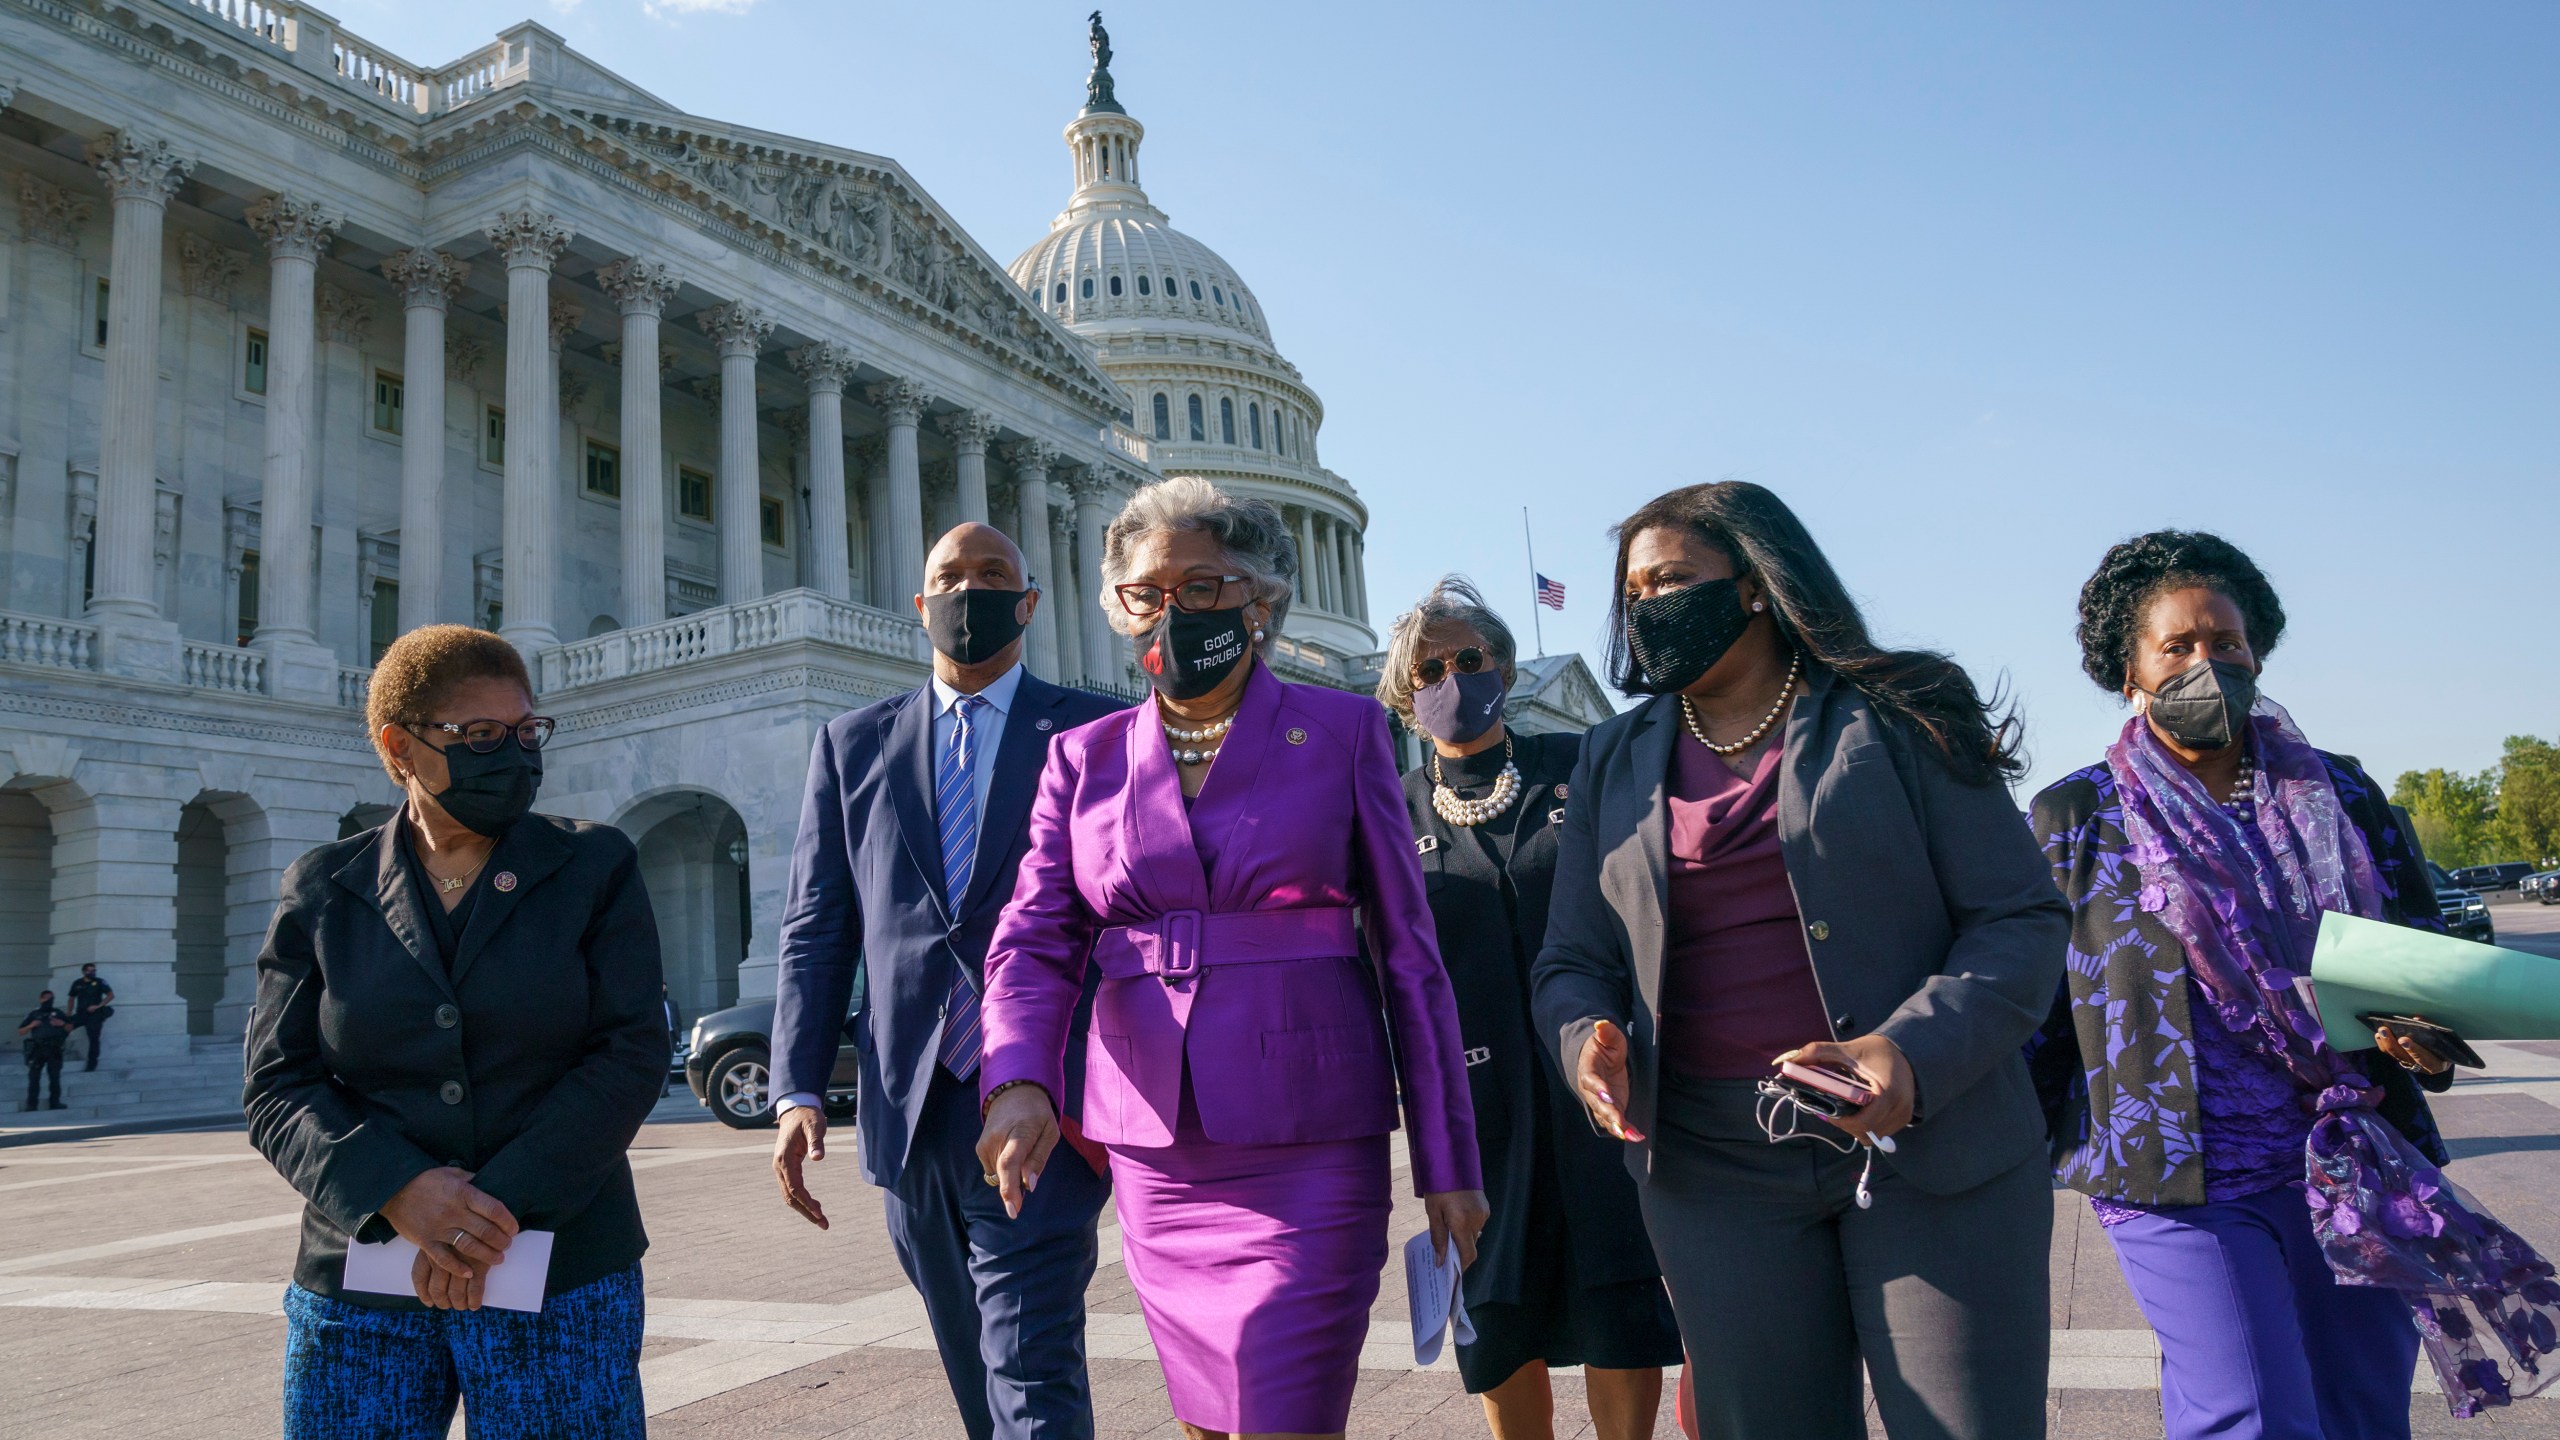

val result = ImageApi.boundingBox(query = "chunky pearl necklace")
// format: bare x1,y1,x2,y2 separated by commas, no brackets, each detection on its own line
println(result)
1679,653,1802,756
1431,736,1521,827
2220,762,2260,819
1158,698,1235,767
1161,714,1233,744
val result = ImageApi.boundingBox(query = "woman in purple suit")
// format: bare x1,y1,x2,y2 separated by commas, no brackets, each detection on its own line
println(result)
976,476,1488,1439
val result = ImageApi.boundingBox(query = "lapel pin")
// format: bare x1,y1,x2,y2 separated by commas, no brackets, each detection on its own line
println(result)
493,872,518,893
1286,727,1308,745
1036,718,1055,732
1554,784,1569,799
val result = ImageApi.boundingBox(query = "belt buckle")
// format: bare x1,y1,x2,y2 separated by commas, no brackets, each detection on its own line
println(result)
1156,909,1203,983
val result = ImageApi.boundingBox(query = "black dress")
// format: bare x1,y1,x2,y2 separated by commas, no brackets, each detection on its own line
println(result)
1401,729,1684,1393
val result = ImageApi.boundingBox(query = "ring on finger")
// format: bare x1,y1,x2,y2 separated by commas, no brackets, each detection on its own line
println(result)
983,1171,1000,1186
451,1228,470,1248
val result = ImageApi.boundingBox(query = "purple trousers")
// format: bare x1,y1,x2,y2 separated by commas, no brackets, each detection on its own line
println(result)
2105,1183,2420,1440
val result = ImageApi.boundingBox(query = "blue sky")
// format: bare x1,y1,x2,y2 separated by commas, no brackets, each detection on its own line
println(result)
343,1,2558,796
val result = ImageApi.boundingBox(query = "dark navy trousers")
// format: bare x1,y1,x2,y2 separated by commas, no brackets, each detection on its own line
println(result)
2106,1183,2421,1440
883,1068,1107,1440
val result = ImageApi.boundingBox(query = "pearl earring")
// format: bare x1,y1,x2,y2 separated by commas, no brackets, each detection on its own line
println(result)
1252,627,1266,642
1752,600,1766,613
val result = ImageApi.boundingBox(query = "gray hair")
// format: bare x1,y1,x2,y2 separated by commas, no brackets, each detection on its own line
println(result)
1098,476,1297,639
1375,574,1517,721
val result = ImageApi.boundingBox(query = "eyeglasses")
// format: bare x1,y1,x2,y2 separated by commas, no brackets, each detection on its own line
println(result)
1115,575,1244,618
1412,648,1489,687
402,717,557,754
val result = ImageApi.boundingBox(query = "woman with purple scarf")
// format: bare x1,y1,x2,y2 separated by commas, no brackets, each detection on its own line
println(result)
2031,530,2560,1438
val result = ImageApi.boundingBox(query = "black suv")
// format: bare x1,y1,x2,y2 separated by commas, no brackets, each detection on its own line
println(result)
2450,862,2538,893
2428,863,2495,944
683,998,862,1129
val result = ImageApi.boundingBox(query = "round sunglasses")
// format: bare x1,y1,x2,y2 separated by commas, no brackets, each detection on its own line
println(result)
1411,648,1490,687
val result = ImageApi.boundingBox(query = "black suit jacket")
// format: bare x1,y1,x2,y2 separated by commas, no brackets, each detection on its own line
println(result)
1531,666,2069,1195
244,810,669,1305
775,669,1123,1189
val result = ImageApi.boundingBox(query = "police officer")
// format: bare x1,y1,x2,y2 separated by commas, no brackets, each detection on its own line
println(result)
19,988,71,1112
67,963,113,1072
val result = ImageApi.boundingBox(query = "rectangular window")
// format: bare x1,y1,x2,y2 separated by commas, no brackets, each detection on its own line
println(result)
235,551,261,647
369,580,399,663
1219,397,1236,445
760,495,788,551
1272,406,1285,456
678,466,713,523
584,439,622,499
1249,403,1263,450
1187,394,1205,442
242,329,269,396
93,276,110,349
483,406,506,467
372,370,404,437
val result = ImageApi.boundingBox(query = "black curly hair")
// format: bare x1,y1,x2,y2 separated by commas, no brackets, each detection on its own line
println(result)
2074,530,2286,693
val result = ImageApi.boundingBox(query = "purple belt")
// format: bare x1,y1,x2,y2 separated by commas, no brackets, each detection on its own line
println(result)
1091,906,1360,983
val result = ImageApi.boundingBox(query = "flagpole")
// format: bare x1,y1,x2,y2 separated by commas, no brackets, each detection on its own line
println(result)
1523,506,1545,657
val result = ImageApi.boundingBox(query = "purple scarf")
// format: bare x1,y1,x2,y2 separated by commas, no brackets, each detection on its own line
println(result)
2110,702,2560,1415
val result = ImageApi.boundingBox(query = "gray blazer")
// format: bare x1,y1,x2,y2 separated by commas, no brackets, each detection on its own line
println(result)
1530,665,2068,1195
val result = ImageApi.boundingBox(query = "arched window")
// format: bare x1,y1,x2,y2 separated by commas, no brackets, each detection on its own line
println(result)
1189,280,1202,300
1151,393,1170,441
1187,393,1205,442
1136,274,1151,296
1212,285,1225,305
1249,402,1263,449
1219,397,1236,445
1165,274,1178,296
1080,277,1094,299
1054,283,1066,304
1271,405,1285,456
1108,274,1123,297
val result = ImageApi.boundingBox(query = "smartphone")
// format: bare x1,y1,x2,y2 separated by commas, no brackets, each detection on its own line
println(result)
1779,1060,1875,1109
2355,1014,2485,1070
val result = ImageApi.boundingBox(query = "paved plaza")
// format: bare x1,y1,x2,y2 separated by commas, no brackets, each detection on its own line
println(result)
7,902,2560,1438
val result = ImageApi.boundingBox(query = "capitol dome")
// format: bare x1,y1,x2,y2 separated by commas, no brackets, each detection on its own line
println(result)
1009,18,1377,662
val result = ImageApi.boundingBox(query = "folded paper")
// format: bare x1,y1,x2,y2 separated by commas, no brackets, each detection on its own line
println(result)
1403,1229,1477,1367
2310,912,2560,1050
342,1229,554,1313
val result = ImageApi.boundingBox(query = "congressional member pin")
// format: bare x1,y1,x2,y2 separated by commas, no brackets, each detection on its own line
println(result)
493,872,518,893
1287,727,1308,745
1035,718,1054,731
1554,784,1569,799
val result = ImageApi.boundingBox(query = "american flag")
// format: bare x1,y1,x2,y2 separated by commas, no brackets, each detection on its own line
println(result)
1535,574,1567,610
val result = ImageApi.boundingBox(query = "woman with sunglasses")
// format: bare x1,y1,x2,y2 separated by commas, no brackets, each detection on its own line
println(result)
1382,576,1682,1440
977,478,1485,1439
1529,482,2067,1440
246,625,669,1438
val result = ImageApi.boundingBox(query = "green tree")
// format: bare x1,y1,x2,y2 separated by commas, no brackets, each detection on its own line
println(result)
2392,766,2496,869
2490,735,2560,867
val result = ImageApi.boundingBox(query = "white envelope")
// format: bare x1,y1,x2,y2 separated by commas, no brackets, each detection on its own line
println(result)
1402,1229,1477,1366
343,1230,555,1314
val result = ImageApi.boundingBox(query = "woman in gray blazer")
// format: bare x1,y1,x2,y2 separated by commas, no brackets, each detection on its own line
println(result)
1531,482,2068,1440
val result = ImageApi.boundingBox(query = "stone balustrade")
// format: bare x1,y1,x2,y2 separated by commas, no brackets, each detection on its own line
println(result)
337,667,373,711
0,611,100,672
176,0,518,118
537,589,929,695
179,639,265,695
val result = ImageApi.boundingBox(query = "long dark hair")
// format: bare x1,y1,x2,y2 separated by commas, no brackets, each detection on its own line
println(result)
1604,482,2026,785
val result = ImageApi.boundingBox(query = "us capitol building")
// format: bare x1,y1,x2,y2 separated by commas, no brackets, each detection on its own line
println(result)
0,2,1611,1119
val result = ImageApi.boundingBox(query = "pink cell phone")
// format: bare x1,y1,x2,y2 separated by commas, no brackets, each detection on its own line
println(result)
1779,1060,1875,1108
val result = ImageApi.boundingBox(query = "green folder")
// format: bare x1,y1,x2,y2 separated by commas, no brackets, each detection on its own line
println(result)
2310,911,2560,1050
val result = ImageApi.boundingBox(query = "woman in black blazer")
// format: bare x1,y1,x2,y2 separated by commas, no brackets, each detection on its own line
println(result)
1382,577,1681,1440
244,625,667,1440
1530,483,2068,1440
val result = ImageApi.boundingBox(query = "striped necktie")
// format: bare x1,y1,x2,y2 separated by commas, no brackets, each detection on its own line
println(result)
935,694,986,1079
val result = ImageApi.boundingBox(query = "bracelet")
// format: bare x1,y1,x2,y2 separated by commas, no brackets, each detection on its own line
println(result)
981,1078,1051,1119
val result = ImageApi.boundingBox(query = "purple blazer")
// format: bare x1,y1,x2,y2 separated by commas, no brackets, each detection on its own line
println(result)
979,661,1482,1196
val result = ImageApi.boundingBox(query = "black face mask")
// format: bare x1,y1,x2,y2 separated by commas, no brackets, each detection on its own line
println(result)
432,737,543,838
1625,578,1753,694
1412,669,1507,745
2137,658,2258,752
921,587,1030,666
1140,604,1252,702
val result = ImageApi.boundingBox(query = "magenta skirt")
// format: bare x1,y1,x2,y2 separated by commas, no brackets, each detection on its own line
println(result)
1109,1103,1391,1433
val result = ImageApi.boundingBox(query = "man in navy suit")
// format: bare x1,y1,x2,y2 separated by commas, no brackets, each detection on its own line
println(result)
773,521,1120,1440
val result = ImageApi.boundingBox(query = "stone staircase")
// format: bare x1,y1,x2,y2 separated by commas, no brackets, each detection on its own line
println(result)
11,1034,247,1129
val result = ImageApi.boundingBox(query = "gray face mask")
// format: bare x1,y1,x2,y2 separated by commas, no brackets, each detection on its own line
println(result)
2138,658,2257,751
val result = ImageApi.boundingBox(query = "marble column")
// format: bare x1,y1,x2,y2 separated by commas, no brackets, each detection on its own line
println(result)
244,196,343,697
485,210,572,656
382,249,466,632
791,344,857,603
857,436,893,608
547,298,583,626
1351,531,1370,621
868,379,930,604
940,411,997,528
1048,502,1085,686
84,133,191,660
1294,508,1323,613
44,781,188,1057
1334,523,1357,624
702,302,774,606
1005,439,1059,676
1070,468,1119,683
597,259,678,628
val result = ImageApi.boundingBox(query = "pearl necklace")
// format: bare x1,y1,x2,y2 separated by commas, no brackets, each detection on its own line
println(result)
1679,653,1802,756
1158,699,1235,767
2220,762,2260,819
1161,714,1233,744
1431,736,1521,827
